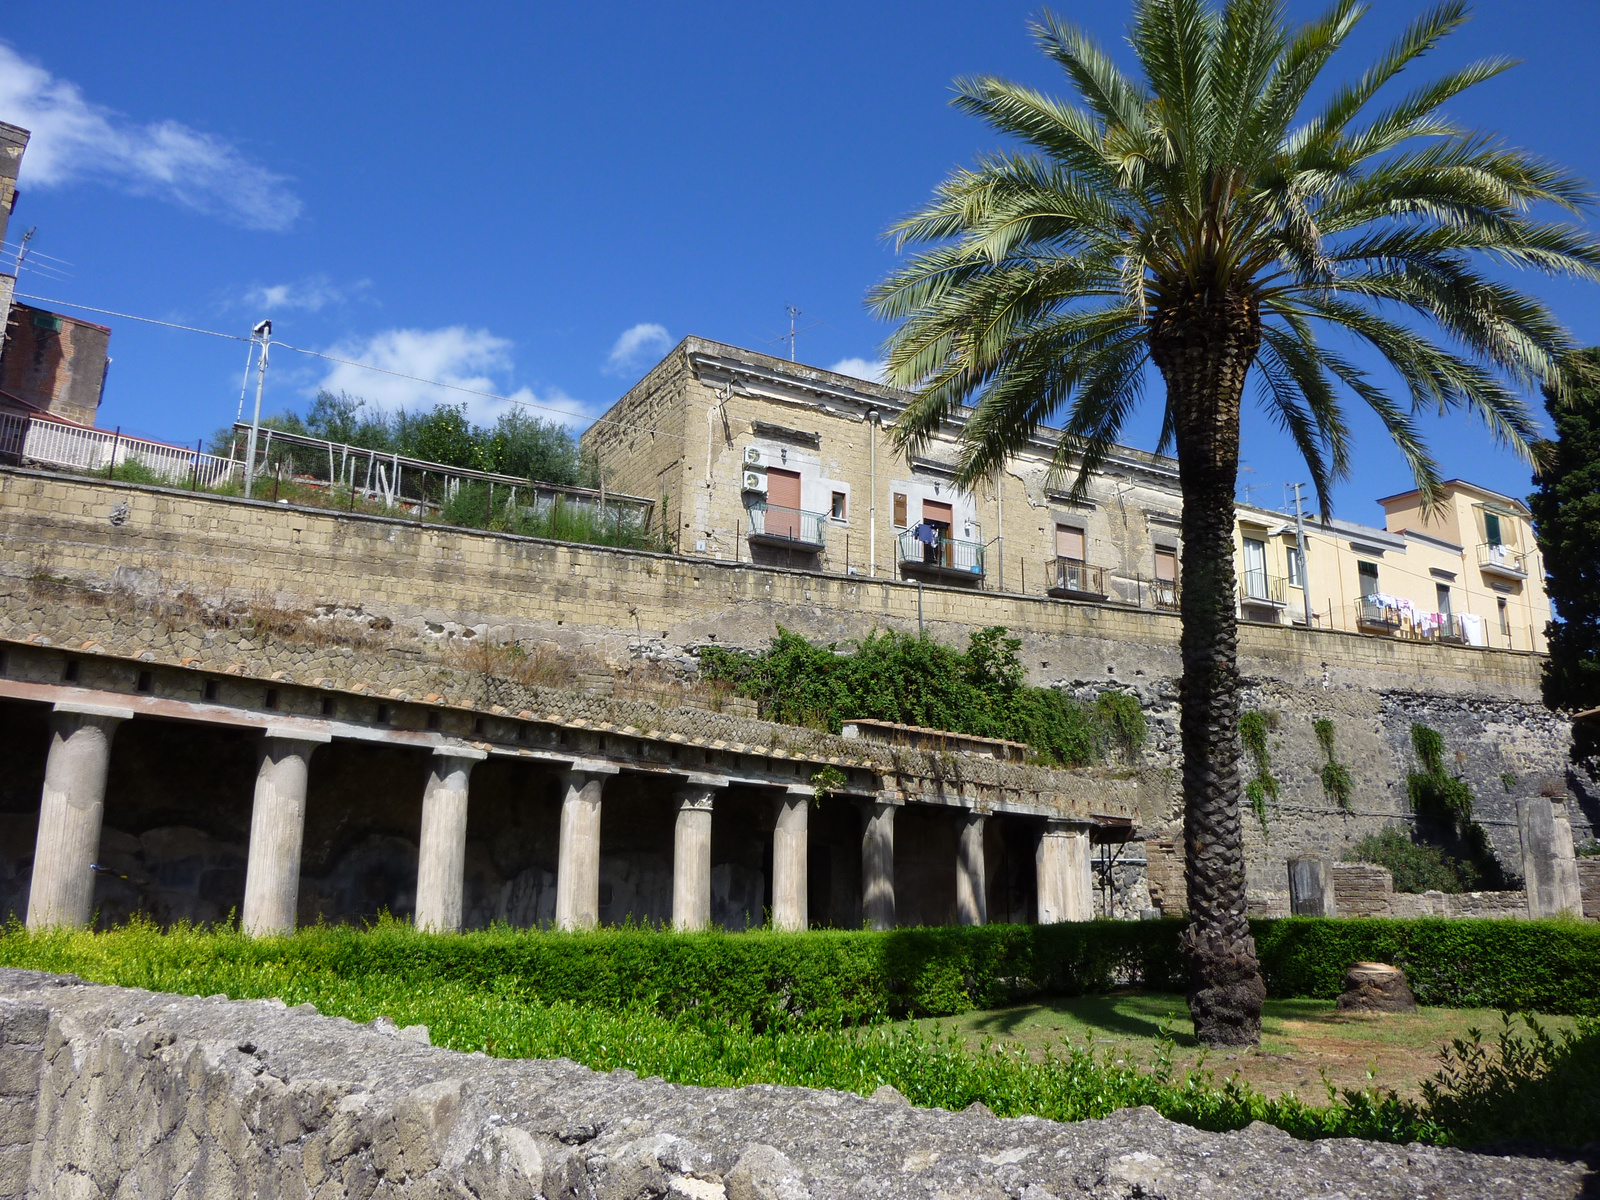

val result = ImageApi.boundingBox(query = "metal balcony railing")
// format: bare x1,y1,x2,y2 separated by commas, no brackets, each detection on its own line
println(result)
1476,542,1527,578
1355,595,1404,633
745,501,827,549
1045,556,1106,599
895,528,985,581
1146,578,1180,611
1238,573,1287,607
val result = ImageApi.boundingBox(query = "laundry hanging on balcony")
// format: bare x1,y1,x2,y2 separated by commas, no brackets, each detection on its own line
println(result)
914,522,939,546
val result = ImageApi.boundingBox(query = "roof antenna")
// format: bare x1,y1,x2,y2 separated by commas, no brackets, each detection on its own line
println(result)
12,226,35,276
768,304,823,362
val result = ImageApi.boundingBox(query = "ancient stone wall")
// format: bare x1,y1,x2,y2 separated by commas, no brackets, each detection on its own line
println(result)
0,969,1586,1199
1328,862,1530,920
2,466,1592,913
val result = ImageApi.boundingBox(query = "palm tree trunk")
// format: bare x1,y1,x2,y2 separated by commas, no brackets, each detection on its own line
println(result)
1150,289,1266,1048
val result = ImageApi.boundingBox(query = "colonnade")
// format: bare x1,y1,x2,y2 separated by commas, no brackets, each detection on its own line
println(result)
22,703,1097,933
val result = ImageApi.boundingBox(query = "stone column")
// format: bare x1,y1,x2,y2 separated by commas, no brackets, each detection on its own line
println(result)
672,779,722,931
771,786,810,932
414,747,487,933
27,704,132,931
1036,819,1093,924
555,764,616,930
1518,797,1583,918
955,811,987,926
1286,856,1338,918
861,800,896,931
241,730,330,937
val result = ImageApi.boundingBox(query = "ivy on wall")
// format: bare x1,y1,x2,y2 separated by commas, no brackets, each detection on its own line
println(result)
1239,709,1280,838
1313,718,1354,810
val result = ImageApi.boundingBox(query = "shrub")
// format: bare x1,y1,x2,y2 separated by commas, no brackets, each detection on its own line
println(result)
1253,917,1600,1015
1314,718,1354,810
1239,709,1280,837
1344,828,1480,894
699,626,1146,768
1422,1014,1600,1149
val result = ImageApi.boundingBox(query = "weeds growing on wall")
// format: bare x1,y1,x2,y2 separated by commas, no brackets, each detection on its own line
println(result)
1239,710,1280,837
698,626,1146,768
1313,719,1353,810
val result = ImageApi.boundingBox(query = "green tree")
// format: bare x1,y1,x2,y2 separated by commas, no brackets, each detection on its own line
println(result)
1531,346,1600,719
869,1,1596,1045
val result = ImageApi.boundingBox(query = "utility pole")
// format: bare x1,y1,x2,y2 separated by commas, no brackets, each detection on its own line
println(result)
242,320,271,499
12,226,34,275
1291,482,1313,629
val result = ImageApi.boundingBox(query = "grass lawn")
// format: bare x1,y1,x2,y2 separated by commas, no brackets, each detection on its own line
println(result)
898,991,1581,1100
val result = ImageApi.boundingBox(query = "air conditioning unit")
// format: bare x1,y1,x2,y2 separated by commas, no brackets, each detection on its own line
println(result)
742,471,767,494
743,446,764,467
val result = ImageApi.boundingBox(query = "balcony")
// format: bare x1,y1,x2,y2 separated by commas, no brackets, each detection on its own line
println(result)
1476,542,1527,581
1238,573,1287,611
1355,595,1404,634
1144,578,1180,612
896,528,986,585
1045,557,1107,601
745,501,827,552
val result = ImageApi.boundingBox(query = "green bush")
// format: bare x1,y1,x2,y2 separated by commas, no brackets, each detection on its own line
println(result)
1254,917,1600,1015
699,626,1146,767
1344,827,1479,894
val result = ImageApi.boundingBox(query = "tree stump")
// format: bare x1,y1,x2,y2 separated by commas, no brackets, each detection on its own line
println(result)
1336,961,1417,1013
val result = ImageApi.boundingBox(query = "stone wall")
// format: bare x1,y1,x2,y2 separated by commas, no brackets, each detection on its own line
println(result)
1580,858,1600,919
1329,862,1530,919
0,969,1586,1199
2,465,1593,913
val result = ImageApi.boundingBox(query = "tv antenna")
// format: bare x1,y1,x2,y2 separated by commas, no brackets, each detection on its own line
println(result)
767,304,823,362
13,227,35,276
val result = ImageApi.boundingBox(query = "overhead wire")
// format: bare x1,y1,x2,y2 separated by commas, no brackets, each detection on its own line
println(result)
13,292,688,441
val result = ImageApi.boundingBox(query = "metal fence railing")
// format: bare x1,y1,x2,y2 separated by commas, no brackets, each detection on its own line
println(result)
896,527,986,579
744,500,827,548
0,412,239,488
1045,556,1106,597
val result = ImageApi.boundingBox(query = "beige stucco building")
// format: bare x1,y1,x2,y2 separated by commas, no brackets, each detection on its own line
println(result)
584,337,1550,653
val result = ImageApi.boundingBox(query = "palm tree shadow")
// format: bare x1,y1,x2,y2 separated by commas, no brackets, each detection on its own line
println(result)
965,993,1197,1048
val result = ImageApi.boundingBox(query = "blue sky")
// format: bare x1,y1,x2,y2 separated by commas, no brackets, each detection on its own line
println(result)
3,1,1598,526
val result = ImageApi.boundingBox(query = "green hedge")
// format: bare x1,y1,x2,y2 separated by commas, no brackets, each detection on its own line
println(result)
5,915,1593,1026
1254,917,1600,1015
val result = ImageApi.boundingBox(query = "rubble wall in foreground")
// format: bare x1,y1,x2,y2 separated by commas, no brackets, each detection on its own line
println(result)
0,968,1585,1199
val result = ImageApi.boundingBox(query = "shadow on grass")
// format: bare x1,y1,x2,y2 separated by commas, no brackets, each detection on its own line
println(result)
963,991,1197,1046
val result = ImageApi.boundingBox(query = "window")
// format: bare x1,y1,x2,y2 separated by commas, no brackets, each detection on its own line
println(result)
1287,546,1305,589
830,491,847,520
1484,511,1503,546
1498,596,1510,635
1055,524,1085,562
1154,547,1177,582
1358,560,1379,599
1435,583,1452,618
1242,537,1268,599
892,492,907,527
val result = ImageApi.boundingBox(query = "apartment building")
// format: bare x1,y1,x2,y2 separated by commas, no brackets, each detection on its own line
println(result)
584,337,1550,653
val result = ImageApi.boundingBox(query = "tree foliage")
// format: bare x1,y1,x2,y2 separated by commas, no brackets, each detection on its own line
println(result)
215,392,594,488
1531,347,1600,715
699,626,1145,768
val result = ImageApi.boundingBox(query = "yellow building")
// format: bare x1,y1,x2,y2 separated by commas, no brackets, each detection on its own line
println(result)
585,338,1549,654
1229,481,1549,652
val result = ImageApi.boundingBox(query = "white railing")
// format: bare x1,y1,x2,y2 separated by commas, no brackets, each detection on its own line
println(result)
0,413,240,488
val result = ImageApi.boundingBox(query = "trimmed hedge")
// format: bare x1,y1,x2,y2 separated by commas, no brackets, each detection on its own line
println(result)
1254,917,1600,1015
4,915,1593,1026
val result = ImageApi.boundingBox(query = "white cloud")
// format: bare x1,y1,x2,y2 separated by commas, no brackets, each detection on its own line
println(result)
0,43,301,231
830,356,888,384
239,276,368,313
604,322,671,374
314,326,597,428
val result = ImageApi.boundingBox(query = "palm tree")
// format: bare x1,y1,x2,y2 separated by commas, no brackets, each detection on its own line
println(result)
869,0,1598,1046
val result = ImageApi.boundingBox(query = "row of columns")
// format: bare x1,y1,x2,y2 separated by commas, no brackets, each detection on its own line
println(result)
25,703,1096,933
